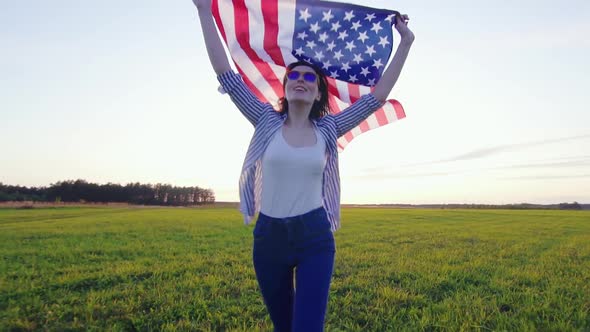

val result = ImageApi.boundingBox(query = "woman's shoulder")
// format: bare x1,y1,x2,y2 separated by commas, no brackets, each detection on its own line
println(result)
256,107,285,123
317,114,336,125
316,115,337,132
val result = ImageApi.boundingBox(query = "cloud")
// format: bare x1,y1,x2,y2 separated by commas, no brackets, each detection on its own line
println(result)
522,20,590,49
478,20,590,50
354,155,590,181
352,171,451,180
404,134,590,167
355,134,590,181
498,174,590,181
492,157,590,170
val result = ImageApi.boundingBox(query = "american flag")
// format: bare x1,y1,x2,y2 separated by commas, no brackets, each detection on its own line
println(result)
212,0,406,150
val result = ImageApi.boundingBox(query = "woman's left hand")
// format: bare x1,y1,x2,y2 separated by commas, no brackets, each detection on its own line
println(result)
395,14,415,43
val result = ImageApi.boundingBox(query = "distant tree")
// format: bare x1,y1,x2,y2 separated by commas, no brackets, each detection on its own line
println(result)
1,180,214,206
0,191,15,202
558,202,582,210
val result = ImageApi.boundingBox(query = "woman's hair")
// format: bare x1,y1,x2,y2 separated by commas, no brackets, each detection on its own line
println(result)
278,61,330,120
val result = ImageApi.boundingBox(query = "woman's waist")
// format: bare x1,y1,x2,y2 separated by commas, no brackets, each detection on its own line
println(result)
258,206,326,224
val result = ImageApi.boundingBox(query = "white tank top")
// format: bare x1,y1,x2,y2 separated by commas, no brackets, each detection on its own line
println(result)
260,127,327,217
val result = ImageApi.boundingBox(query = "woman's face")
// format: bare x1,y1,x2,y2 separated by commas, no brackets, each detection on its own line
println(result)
284,65,320,105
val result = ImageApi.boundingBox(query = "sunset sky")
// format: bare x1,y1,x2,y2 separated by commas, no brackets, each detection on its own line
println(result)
1,0,589,205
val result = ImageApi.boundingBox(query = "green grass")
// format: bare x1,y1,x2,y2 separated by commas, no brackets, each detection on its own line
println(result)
1,207,589,331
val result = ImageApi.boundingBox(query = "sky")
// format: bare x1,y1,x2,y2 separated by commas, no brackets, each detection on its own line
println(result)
1,0,589,205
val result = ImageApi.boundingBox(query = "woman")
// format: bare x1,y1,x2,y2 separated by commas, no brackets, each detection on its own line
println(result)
192,0,414,330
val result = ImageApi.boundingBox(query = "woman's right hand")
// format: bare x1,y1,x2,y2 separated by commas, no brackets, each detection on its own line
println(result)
193,0,231,75
192,0,211,10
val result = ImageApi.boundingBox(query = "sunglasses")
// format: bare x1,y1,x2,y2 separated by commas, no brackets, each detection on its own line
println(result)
286,70,317,83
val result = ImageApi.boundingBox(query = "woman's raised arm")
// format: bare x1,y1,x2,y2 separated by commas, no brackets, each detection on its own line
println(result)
193,0,232,75
372,14,415,102
191,0,268,126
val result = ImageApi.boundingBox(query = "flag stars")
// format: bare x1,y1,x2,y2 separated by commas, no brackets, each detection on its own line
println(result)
338,30,349,41
326,41,336,51
331,21,341,32
291,6,396,87
372,58,384,69
344,10,355,21
364,13,376,22
365,44,376,57
353,53,363,64
341,62,351,72
357,31,369,43
345,41,356,51
370,22,383,34
322,9,334,22
314,50,325,61
351,21,362,31
299,8,312,22
378,36,390,48
297,31,309,40
309,22,321,33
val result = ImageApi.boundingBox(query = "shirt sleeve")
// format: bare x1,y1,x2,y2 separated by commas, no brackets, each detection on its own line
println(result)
217,71,269,127
332,94,384,138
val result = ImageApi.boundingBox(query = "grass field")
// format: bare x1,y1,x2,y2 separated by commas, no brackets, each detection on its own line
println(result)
0,207,589,331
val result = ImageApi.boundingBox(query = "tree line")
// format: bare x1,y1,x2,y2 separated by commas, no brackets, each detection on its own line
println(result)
0,180,215,206
557,202,583,210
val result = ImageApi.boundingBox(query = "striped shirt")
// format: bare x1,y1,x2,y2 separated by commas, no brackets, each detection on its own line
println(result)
218,71,383,231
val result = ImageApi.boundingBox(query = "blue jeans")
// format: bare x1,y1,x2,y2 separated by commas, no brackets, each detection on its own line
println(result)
253,207,336,332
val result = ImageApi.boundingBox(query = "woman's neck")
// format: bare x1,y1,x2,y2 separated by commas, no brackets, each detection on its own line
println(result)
285,103,313,128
